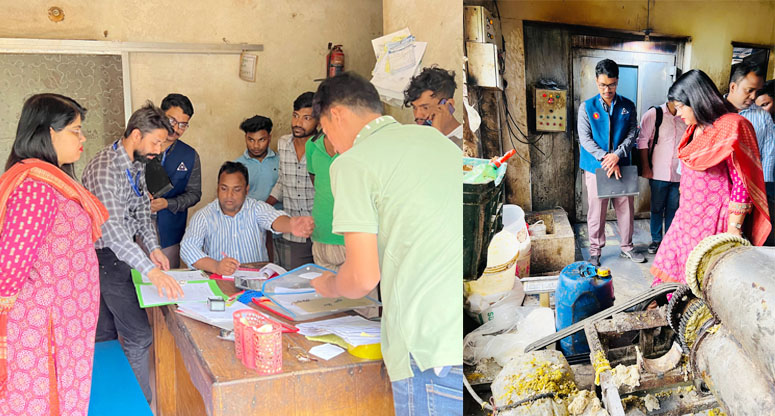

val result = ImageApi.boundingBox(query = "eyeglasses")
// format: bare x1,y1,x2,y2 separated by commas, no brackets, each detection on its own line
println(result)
168,117,190,130
65,127,85,137
597,82,618,90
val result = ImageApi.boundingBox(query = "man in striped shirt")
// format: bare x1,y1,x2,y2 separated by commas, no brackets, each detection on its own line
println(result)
180,162,314,275
727,61,775,245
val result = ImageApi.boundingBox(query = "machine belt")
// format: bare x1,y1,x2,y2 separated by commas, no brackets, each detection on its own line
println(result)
525,283,682,352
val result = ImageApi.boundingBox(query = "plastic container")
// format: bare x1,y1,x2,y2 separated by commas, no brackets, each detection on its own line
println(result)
261,264,380,321
502,204,531,278
555,262,614,356
253,323,282,375
233,309,283,374
529,220,546,236
467,283,525,326
463,158,506,280
464,230,519,298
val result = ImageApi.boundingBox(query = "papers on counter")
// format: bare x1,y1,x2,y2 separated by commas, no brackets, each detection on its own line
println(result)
223,263,287,281
308,344,345,361
138,281,224,308
296,316,381,347
131,268,226,308
177,302,254,331
139,269,208,283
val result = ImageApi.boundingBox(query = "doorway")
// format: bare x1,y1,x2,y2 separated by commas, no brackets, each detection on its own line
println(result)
572,47,679,221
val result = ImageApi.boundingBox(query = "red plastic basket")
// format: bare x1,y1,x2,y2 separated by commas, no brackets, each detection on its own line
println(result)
252,323,282,375
233,309,282,373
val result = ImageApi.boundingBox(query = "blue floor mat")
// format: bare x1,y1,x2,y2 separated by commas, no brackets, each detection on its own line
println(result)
88,340,152,416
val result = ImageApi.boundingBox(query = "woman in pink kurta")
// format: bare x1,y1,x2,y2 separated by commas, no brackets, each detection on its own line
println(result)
652,158,752,284
0,94,108,416
651,70,770,285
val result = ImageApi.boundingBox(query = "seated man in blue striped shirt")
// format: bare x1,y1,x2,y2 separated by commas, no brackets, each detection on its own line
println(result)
180,161,314,275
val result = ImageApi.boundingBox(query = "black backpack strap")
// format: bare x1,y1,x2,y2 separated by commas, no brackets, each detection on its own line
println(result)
647,106,663,168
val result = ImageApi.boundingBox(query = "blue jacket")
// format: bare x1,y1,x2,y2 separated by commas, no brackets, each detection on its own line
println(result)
157,140,197,248
579,94,636,173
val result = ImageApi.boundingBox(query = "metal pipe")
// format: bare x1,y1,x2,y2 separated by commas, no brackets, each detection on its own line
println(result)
584,321,625,416
693,325,775,415
702,246,775,382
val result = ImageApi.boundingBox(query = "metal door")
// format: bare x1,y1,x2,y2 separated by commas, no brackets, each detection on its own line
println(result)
572,48,677,221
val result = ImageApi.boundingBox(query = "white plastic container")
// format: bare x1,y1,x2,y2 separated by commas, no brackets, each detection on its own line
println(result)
502,205,531,278
464,230,519,298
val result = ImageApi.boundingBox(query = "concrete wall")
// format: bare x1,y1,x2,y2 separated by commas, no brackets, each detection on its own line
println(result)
382,0,464,124
468,0,775,208
0,0,382,211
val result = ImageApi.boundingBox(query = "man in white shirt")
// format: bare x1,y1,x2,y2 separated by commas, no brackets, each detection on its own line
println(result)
181,161,313,275
404,66,463,148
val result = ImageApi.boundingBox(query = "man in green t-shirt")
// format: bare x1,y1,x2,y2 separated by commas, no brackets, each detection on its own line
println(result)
305,133,346,270
310,72,462,416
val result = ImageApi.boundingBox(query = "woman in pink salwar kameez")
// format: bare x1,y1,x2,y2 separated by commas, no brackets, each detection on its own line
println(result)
0,94,108,416
651,70,770,285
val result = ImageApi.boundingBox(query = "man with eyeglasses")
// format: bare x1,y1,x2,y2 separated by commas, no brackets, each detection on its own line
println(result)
147,93,202,268
266,92,318,269
404,66,463,149
578,58,643,266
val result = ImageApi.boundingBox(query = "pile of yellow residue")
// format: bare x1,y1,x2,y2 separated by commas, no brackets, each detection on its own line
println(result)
591,350,611,386
682,301,713,350
490,350,608,416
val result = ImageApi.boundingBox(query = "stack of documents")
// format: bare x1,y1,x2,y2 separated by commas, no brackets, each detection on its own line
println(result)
370,28,427,107
296,316,381,346
139,269,208,283
177,302,254,331
131,269,227,308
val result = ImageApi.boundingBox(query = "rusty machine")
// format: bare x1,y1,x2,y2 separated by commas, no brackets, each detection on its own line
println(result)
465,233,775,415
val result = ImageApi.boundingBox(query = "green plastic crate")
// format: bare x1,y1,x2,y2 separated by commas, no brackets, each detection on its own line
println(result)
463,158,506,280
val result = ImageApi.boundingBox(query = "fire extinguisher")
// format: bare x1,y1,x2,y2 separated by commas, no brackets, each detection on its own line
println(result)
326,43,345,78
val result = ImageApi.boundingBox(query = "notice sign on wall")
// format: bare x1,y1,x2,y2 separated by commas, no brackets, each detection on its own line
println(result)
239,52,258,82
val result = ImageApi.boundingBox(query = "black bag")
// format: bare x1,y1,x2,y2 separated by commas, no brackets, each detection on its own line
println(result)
145,158,174,198
636,106,663,176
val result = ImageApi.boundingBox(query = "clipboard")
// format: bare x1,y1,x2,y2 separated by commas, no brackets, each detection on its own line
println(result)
594,166,639,198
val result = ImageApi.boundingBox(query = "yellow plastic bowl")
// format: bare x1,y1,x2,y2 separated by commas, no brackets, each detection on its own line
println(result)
347,342,382,360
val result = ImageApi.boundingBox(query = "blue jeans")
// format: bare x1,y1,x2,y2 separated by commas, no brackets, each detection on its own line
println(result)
650,179,680,242
391,358,463,416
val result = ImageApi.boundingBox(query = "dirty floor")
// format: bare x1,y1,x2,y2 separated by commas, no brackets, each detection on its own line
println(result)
463,220,720,416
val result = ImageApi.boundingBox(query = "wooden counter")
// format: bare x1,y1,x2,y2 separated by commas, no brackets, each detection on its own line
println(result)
151,279,394,416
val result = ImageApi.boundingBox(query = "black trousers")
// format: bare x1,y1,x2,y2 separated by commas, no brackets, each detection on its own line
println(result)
95,248,153,403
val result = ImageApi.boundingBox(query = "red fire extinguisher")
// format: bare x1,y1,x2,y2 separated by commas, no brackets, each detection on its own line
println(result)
326,43,345,78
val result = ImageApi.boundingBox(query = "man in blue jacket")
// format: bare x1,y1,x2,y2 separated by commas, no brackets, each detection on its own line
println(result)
149,93,202,268
578,59,644,266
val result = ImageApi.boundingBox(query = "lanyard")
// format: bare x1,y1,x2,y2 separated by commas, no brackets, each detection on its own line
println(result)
161,143,173,165
114,141,144,197
126,169,143,197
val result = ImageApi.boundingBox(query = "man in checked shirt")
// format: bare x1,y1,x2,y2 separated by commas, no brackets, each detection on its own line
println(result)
82,102,184,403
266,92,318,269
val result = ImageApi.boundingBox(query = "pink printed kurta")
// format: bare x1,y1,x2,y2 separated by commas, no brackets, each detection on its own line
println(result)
0,179,100,416
651,158,749,285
